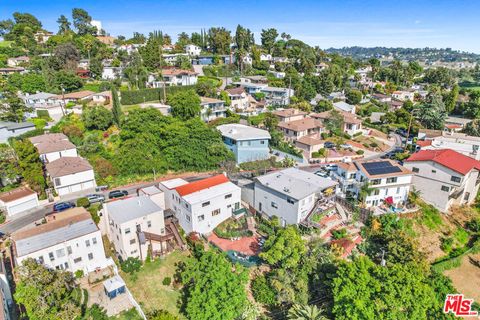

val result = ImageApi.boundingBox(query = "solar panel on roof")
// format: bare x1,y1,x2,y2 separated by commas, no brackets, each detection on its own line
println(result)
363,161,402,176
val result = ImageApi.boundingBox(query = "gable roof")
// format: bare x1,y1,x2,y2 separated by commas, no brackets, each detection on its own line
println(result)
406,149,480,175
0,186,36,203
53,90,94,100
277,118,323,132
29,133,68,145
225,87,245,95
272,108,307,118
175,174,229,197
45,157,93,177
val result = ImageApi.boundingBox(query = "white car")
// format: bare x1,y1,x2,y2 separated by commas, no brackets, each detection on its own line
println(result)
315,171,329,178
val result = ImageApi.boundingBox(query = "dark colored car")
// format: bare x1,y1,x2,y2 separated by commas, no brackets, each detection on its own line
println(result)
324,141,335,149
86,194,105,204
108,190,128,199
395,128,407,137
53,202,76,212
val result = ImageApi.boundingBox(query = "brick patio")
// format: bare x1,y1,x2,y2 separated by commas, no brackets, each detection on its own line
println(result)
207,233,261,256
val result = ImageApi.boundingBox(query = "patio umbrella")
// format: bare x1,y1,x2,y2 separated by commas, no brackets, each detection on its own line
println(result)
384,196,394,205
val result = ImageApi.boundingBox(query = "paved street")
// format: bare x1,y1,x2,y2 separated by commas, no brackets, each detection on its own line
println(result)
0,173,212,235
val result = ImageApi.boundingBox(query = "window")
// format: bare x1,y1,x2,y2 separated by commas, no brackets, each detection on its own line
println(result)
186,215,191,222
49,252,55,261
202,201,210,207
396,187,400,194
92,238,97,245
85,240,90,247
260,140,265,144
464,192,470,201
37,256,44,264
386,177,397,184
451,176,461,183
64,262,69,269
147,221,152,228
271,202,278,209
125,228,131,234
441,185,450,192
373,189,380,196
130,239,136,245
67,246,72,255
431,170,436,173
371,179,381,185
412,167,419,173
198,215,205,222
212,209,220,216
225,194,232,199
131,250,137,255
54,178,61,186
73,257,82,263
56,249,65,258
287,198,295,204
161,228,165,234
88,253,93,260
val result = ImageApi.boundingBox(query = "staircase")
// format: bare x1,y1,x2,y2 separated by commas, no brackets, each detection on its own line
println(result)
165,218,186,250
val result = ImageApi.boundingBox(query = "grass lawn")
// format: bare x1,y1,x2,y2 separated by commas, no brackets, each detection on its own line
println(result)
114,308,143,320
459,81,480,91
0,41,13,47
120,250,189,318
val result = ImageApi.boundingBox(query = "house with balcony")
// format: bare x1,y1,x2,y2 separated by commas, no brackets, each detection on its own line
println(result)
252,168,338,225
277,118,325,142
159,174,241,235
334,159,412,208
416,131,480,160
217,124,271,163
225,87,251,113
45,157,96,196
29,133,78,163
311,110,363,136
404,149,480,212
103,195,178,260
272,108,308,123
156,68,198,87
12,208,109,273
200,97,227,122
261,86,294,106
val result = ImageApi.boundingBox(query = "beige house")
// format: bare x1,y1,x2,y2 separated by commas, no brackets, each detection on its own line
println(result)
272,108,308,123
311,110,363,136
277,118,325,142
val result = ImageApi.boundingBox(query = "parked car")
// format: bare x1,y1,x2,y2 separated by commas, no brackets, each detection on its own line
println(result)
315,171,329,178
395,128,407,137
86,194,105,204
108,190,128,199
53,202,76,212
95,185,108,192
324,164,338,171
324,141,335,149
340,143,352,149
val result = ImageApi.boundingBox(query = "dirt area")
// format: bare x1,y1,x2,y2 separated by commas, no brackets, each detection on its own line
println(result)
414,222,451,262
444,253,480,302
350,135,390,152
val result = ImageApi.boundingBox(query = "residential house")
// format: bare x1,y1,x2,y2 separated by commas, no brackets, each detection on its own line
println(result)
12,208,109,273
261,86,294,106
404,149,480,212
217,124,271,163
331,162,358,195
7,56,29,67
328,91,346,101
272,108,308,123
192,55,235,65
333,101,356,114
102,66,123,80
138,186,165,209
89,91,111,106
185,44,201,56
444,116,472,132
416,131,480,160
162,53,189,65
0,257,12,320
159,174,241,234
0,186,38,217
253,167,338,225
160,68,198,86
387,100,403,110
311,110,363,136
260,54,272,61
52,90,95,104
0,122,35,143
277,118,325,142
103,196,171,260
225,87,250,112
392,90,415,102
200,97,227,122
294,135,326,159
29,133,78,163
0,67,25,75
45,157,96,196
371,93,391,103
34,31,53,43
23,92,56,106
314,63,329,74
334,159,412,208
77,59,90,69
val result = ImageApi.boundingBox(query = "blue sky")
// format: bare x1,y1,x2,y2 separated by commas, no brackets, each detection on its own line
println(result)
2,0,480,52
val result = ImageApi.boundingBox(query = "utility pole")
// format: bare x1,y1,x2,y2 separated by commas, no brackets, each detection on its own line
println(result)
380,249,386,267
60,85,66,116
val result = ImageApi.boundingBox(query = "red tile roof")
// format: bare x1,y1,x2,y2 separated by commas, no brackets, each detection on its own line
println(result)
175,174,229,196
416,140,432,147
406,149,480,175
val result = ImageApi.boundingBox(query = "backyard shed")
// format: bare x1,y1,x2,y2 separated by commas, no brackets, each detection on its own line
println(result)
103,275,126,299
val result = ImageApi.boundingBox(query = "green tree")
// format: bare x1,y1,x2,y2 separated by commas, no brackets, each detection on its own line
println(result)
208,27,232,55
260,225,306,268
11,139,46,194
0,90,33,122
168,89,201,120
14,258,81,320
288,304,327,320
72,8,96,35
82,106,113,130
111,86,122,126
324,109,344,136
261,28,278,54
444,84,459,114
0,143,19,184
346,89,363,105
139,33,163,71
418,93,447,130
175,55,192,69
56,15,71,34
180,250,248,320
53,71,84,92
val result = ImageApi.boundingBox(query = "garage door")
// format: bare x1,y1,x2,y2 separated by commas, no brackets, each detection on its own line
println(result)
8,199,37,216
70,183,83,193
82,181,95,190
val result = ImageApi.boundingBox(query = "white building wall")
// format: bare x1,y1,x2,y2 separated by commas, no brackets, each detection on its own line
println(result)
52,170,96,196
356,173,412,208
16,230,107,273
0,194,38,217
42,148,78,163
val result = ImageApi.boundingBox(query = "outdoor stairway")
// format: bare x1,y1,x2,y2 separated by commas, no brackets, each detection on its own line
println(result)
165,218,186,250
246,216,256,233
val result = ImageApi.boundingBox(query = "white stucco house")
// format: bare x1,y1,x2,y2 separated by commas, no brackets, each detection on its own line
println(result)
45,157,96,196
185,44,201,56
12,208,109,273
29,133,78,163
200,97,227,122
104,196,169,261
0,122,36,143
0,186,38,217
159,174,241,235
253,168,338,225
392,90,415,102
404,149,480,212
102,67,123,80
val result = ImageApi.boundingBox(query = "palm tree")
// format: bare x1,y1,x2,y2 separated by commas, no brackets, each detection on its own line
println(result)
408,187,421,205
288,304,328,320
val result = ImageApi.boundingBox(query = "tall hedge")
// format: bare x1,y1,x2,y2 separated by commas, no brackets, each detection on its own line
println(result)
120,85,196,105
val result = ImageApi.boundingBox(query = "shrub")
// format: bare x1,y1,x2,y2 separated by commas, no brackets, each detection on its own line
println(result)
0,211,5,224
466,218,480,232
76,197,90,208
356,150,364,155
251,275,276,305
332,228,348,240
74,270,84,278
362,143,370,148
440,237,454,253
36,110,50,119
369,142,378,148
162,277,172,286
120,86,195,105
121,257,142,274
88,205,100,225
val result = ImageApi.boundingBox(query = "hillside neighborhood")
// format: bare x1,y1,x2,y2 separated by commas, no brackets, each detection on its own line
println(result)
1,4,480,320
